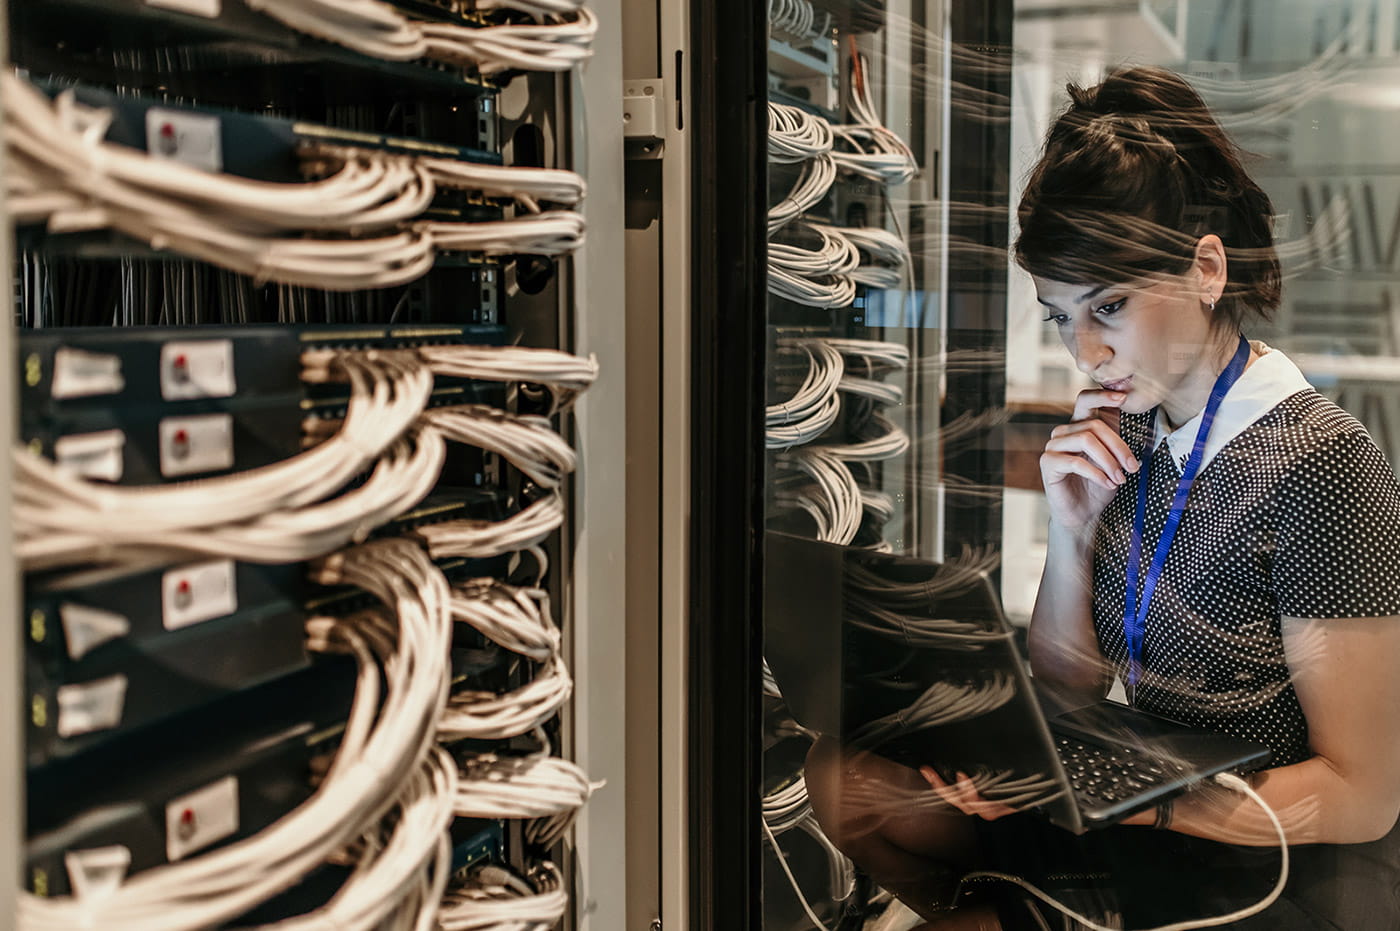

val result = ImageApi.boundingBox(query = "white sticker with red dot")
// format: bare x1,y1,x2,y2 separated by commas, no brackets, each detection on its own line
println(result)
166,776,239,862
161,559,237,631
159,413,234,478
161,340,235,400
144,108,223,172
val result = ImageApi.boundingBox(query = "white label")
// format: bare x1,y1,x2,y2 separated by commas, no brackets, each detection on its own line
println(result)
56,675,128,737
145,108,223,172
166,776,239,862
161,340,235,400
53,430,126,482
64,846,131,902
145,0,220,16
59,603,132,661
161,560,237,631
50,348,125,400
159,414,234,477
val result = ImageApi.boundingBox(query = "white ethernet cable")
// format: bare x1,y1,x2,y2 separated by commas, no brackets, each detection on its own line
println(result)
419,9,598,76
3,76,436,232
14,351,435,569
958,772,1289,931
820,337,911,369
19,541,452,931
768,102,834,163
834,50,918,185
763,775,812,836
248,0,596,75
839,375,903,406
474,0,585,13
4,77,587,290
414,342,599,412
768,0,830,40
768,153,837,235
415,492,565,560
842,224,912,291
450,578,561,662
421,405,577,490
453,751,599,821
767,341,843,449
847,672,1019,748
246,0,429,60
817,411,911,462
438,655,574,740
775,449,862,545
418,211,586,256
438,861,568,931
417,154,586,209
768,223,861,308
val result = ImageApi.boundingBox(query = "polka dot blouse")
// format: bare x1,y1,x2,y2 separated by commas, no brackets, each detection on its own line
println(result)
1092,384,1400,767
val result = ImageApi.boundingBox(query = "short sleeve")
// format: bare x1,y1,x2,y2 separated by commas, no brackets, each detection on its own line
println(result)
1273,428,1400,619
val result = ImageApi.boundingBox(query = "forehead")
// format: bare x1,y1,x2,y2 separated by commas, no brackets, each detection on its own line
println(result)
1031,274,1163,305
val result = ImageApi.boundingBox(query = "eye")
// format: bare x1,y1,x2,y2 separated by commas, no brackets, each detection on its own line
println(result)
1041,312,1069,325
1094,298,1126,317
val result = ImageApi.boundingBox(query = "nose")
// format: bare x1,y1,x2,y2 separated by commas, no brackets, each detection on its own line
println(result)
1072,326,1112,376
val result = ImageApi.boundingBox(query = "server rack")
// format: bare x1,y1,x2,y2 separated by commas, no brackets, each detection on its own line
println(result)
4,1,627,927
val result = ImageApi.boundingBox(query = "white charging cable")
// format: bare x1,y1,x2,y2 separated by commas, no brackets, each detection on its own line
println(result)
958,772,1289,931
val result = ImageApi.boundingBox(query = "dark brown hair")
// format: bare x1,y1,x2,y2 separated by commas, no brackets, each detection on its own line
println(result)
1015,66,1281,328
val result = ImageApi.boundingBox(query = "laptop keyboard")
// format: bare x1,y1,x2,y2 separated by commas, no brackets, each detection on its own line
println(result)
1055,735,1182,805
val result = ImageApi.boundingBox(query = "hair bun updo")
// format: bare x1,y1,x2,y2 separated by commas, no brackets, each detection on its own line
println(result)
1017,65,1281,328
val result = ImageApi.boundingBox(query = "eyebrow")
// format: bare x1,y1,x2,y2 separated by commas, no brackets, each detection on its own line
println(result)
1036,284,1107,308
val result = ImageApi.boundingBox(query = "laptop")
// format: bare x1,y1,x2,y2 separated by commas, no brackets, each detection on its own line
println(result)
763,532,1272,834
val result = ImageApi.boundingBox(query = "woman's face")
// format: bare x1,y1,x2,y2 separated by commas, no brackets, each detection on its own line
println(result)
1032,271,1226,423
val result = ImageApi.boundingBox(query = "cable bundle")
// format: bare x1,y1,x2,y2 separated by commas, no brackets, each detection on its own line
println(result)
4,76,588,290
15,351,439,571
422,406,578,489
844,224,912,291
817,411,910,461
247,0,596,75
775,449,863,545
768,154,837,235
438,862,568,931
19,541,453,931
846,671,1018,749
768,0,831,40
419,9,598,75
415,493,565,560
766,341,844,449
768,102,834,163
833,50,918,185
768,223,860,308
451,578,560,661
415,342,599,412
453,751,599,823
438,656,573,740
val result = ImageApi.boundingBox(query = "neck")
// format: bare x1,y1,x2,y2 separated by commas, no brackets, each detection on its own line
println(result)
1160,333,1249,430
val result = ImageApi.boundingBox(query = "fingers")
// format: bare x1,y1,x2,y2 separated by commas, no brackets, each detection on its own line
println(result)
1071,388,1127,423
919,767,1017,821
1048,418,1138,475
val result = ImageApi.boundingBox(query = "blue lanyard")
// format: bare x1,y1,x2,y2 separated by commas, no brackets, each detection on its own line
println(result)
1123,335,1250,702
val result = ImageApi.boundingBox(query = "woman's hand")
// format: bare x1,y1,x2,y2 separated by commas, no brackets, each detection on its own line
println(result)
1039,389,1140,532
919,767,1019,822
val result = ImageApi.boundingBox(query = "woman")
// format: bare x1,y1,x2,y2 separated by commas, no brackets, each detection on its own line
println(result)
806,66,1400,929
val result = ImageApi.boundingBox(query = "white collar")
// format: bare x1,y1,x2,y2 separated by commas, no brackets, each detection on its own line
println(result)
1153,341,1312,472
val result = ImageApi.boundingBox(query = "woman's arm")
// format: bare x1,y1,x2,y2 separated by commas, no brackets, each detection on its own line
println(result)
1124,615,1400,846
1027,387,1136,702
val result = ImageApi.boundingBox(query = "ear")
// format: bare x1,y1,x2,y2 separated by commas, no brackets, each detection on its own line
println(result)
1192,234,1228,307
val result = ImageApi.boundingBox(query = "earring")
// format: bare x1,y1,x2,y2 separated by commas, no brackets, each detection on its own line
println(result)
1207,299,1216,312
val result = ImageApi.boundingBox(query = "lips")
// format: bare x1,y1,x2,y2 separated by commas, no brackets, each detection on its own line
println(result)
1099,376,1133,393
